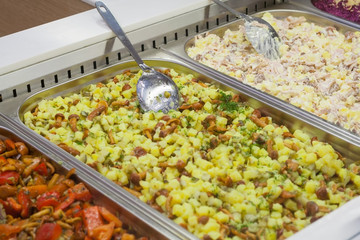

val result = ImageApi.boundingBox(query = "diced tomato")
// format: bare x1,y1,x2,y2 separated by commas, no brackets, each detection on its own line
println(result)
83,206,104,233
0,171,20,185
34,162,48,176
35,223,62,240
89,222,115,240
0,198,21,217
71,183,92,202
18,190,31,218
36,191,60,210
55,189,75,211
99,207,122,227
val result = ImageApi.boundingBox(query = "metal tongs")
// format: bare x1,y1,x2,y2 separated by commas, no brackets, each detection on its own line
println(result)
213,0,280,60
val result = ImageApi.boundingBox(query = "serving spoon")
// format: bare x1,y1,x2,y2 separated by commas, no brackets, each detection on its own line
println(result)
95,1,180,113
213,0,280,60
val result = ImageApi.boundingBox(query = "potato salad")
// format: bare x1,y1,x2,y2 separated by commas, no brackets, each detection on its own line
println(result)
24,69,360,239
187,13,360,135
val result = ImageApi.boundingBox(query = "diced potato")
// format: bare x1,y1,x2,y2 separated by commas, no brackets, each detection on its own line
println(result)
23,61,360,240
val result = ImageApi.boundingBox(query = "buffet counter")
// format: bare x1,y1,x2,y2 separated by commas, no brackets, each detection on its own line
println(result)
0,0,211,90
1,1,360,239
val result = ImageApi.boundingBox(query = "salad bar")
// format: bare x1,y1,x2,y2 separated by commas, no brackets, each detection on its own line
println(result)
1,0,360,239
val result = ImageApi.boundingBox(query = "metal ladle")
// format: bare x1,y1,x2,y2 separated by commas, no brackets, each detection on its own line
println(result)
213,0,280,60
95,1,180,113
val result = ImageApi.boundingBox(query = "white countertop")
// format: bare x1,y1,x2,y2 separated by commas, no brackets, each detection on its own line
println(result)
0,0,211,77
2,2,360,239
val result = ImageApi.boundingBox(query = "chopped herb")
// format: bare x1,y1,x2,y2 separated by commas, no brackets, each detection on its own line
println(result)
191,177,199,182
103,158,114,167
237,223,248,232
200,145,208,151
220,101,239,112
186,115,193,121
219,91,239,112
219,91,232,102
264,192,273,198
75,140,83,145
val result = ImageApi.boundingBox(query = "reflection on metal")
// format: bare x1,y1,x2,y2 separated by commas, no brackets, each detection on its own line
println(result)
1,1,360,238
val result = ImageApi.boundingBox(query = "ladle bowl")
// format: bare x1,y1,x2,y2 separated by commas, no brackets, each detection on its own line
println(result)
213,0,280,60
96,1,180,113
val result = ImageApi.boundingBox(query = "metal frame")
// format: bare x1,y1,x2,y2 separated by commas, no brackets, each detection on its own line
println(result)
1,0,360,239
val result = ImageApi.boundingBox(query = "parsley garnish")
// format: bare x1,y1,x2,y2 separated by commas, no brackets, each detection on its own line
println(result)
219,91,239,112
220,101,239,112
219,91,232,102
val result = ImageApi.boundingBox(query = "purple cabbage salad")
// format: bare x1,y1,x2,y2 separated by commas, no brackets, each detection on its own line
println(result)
312,0,360,23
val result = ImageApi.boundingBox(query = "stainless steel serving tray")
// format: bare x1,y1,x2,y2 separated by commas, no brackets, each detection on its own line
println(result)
11,56,360,160
1,59,196,240
0,113,176,240
3,56,360,239
161,9,360,156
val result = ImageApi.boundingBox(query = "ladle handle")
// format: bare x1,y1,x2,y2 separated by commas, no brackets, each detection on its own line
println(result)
95,1,151,72
212,0,251,22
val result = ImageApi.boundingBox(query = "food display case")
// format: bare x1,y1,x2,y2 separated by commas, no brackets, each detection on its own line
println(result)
1,0,360,239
